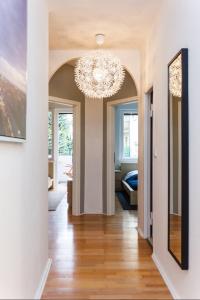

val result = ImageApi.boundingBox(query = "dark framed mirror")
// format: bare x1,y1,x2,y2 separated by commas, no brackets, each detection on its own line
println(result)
168,48,189,270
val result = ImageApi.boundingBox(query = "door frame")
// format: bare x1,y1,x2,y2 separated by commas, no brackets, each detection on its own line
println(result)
106,96,139,215
144,87,153,242
49,96,81,216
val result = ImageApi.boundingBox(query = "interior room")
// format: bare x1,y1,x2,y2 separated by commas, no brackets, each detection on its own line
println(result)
48,101,73,211
1,1,200,299
115,101,138,211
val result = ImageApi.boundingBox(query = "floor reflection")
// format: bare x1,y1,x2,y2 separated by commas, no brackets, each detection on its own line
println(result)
169,214,181,261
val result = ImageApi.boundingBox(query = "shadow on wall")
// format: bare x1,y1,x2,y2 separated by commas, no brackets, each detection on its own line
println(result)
49,61,137,102
49,61,85,101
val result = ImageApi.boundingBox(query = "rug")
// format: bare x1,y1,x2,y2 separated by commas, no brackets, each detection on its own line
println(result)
116,191,137,210
48,185,66,211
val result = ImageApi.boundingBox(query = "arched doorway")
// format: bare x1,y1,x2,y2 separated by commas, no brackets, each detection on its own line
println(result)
103,70,139,215
49,58,141,221
48,60,84,215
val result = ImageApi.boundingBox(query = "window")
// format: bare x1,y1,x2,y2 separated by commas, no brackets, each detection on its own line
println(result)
58,113,73,157
48,111,53,159
122,113,138,160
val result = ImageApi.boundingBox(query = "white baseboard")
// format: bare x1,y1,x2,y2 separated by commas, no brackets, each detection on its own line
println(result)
83,210,104,214
137,227,144,238
152,254,180,299
34,258,52,300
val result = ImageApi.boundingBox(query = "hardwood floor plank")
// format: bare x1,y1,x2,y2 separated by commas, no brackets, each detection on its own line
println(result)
42,198,171,299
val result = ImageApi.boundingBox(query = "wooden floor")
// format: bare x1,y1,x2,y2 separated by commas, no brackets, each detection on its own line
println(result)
42,197,171,299
169,214,181,261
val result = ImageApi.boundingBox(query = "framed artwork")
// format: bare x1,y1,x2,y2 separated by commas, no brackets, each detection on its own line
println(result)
0,0,27,142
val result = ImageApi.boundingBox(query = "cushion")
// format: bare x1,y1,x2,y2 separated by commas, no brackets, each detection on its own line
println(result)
123,170,138,181
126,178,138,190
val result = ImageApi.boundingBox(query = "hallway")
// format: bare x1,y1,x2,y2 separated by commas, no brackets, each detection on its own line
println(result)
42,198,171,299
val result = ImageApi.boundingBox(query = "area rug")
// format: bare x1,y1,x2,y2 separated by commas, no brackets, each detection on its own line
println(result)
48,185,66,211
116,191,137,210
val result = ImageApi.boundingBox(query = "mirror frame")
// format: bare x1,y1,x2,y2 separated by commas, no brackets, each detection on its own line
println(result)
168,48,189,270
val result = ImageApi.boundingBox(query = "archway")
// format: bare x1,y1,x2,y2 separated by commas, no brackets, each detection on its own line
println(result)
49,57,142,221
49,60,84,215
103,71,139,215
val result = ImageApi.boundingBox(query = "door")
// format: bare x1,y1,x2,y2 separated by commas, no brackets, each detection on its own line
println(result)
147,89,153,246
149,89,153,245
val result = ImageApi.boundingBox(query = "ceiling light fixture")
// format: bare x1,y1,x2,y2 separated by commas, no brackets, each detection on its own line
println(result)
74,34,125,99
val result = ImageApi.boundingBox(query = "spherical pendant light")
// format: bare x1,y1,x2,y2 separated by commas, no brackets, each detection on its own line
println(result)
74,34,125,99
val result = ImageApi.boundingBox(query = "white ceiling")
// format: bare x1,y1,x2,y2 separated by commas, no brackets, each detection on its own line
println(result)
48,0,163,49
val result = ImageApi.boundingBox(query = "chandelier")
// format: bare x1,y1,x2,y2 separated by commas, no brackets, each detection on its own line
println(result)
74,34,125,99
169,54,182,98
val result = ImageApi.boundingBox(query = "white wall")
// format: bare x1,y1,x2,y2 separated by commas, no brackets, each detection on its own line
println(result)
144,0,200,298
84,98,103,213
0,0,49,298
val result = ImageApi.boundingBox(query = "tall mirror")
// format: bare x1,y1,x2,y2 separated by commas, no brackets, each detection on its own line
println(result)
168,49,189,270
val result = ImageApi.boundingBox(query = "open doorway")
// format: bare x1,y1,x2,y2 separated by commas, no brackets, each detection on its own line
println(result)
144,88,154,246
48,101,74,212
107,98,139,217
115,101,138,211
